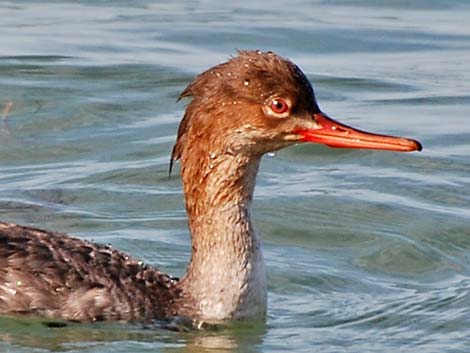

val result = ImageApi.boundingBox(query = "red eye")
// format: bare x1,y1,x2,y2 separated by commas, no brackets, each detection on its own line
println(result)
270,98,289,114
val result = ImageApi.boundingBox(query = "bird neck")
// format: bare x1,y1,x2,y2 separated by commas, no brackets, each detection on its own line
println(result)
178,146,267,323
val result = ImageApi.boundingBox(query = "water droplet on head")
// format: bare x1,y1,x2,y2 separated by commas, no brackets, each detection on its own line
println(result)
243,79,250,86
209,152,217,159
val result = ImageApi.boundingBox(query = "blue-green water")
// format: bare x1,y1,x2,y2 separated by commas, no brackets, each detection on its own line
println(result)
1,1,470,352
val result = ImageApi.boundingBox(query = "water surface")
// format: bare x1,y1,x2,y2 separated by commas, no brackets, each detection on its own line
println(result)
1,1,469,352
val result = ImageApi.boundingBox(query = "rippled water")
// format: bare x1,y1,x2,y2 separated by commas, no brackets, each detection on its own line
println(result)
1,1,469,352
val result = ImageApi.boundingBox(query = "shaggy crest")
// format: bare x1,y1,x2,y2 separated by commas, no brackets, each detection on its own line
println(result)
169,50,317,174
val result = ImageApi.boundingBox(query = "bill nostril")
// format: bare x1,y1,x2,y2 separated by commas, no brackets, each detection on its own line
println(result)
331,126,349,134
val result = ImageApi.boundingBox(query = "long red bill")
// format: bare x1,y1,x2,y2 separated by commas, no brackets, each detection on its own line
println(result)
295,113,422,152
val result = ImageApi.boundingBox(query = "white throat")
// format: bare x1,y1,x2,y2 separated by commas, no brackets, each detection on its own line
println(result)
179,154,267,323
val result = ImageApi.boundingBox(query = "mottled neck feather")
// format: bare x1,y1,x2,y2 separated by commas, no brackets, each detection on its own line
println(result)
177,130,267,322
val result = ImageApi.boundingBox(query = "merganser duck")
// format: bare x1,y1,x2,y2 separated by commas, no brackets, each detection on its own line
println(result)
0,51,422,327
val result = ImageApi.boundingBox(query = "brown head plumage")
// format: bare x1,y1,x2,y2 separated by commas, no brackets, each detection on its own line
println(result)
169,50,320,174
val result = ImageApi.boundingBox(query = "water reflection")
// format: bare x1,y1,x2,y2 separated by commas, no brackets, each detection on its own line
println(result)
173,322,266,353
1,102,13,141
0,316,266,353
